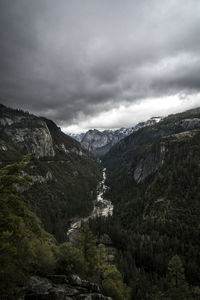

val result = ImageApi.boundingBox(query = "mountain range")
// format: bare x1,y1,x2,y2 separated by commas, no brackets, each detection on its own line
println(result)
1,103,200,299
69,117,161,155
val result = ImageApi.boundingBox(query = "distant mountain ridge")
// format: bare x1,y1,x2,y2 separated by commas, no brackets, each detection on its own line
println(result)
69,117,162,155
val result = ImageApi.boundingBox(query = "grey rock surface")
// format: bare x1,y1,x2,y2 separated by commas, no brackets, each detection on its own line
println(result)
70,118,161,154
133,128,200,183
19,275,112,300
26,276,53,294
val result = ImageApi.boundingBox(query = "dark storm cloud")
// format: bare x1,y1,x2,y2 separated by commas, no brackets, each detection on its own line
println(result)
0,0,200,126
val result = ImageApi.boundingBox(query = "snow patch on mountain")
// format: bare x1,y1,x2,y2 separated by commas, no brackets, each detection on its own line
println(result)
69,117,162,153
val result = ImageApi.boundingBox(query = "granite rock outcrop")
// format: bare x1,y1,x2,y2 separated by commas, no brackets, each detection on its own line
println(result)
17,275,112,300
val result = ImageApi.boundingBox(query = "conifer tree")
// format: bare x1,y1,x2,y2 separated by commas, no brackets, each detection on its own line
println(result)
166,255,188,299
75,222,98,276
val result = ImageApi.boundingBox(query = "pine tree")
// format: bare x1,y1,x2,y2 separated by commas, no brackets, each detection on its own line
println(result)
55,242,86,276
102,264,131,300
97,243,107,283
74,222,98,276
166,255,188,300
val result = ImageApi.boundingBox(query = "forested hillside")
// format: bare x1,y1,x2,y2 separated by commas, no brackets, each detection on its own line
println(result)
0,104,100,241
0,105,131,299
96,107,200,299
0,158,130,299
1,104,200,299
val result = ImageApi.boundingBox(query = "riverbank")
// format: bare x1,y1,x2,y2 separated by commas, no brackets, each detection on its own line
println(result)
67,168,113,241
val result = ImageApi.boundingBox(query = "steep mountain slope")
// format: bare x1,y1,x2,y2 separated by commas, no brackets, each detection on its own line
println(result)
104,108,200,185
69,117,161,156
0,158,129,299
0,104,100,241
69,132,85,143
101,107,200,299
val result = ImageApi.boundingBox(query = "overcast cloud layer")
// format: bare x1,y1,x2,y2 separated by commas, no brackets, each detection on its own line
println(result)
0,0,200,132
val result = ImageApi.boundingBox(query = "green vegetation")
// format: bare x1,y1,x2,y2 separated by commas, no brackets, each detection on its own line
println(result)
75,223,131,299
93,143,113,157
95,108,200,299
23,154,99,242
55,223,130,299
0,104,100,242
0,156,56,294
1,104,200,299
166,255,189,299
0,158,130,298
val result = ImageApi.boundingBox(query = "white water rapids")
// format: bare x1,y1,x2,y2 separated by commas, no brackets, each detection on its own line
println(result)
67,168,113,240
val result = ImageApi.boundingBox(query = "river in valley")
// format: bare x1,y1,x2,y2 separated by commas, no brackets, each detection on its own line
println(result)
67,168,113,240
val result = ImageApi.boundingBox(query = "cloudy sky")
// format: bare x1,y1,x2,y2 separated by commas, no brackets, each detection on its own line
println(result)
0,0,199,133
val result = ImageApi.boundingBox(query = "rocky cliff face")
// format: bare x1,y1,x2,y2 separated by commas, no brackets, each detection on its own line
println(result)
0,105,56,159
102,107,200,296
71,117,161,155
0,104,91,160
16,275,112,300
133,129,200,183
104,107,200,185
0,104,100,242
81,129,119,153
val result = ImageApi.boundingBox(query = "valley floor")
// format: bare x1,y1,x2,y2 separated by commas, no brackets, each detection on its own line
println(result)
67,167,113,240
